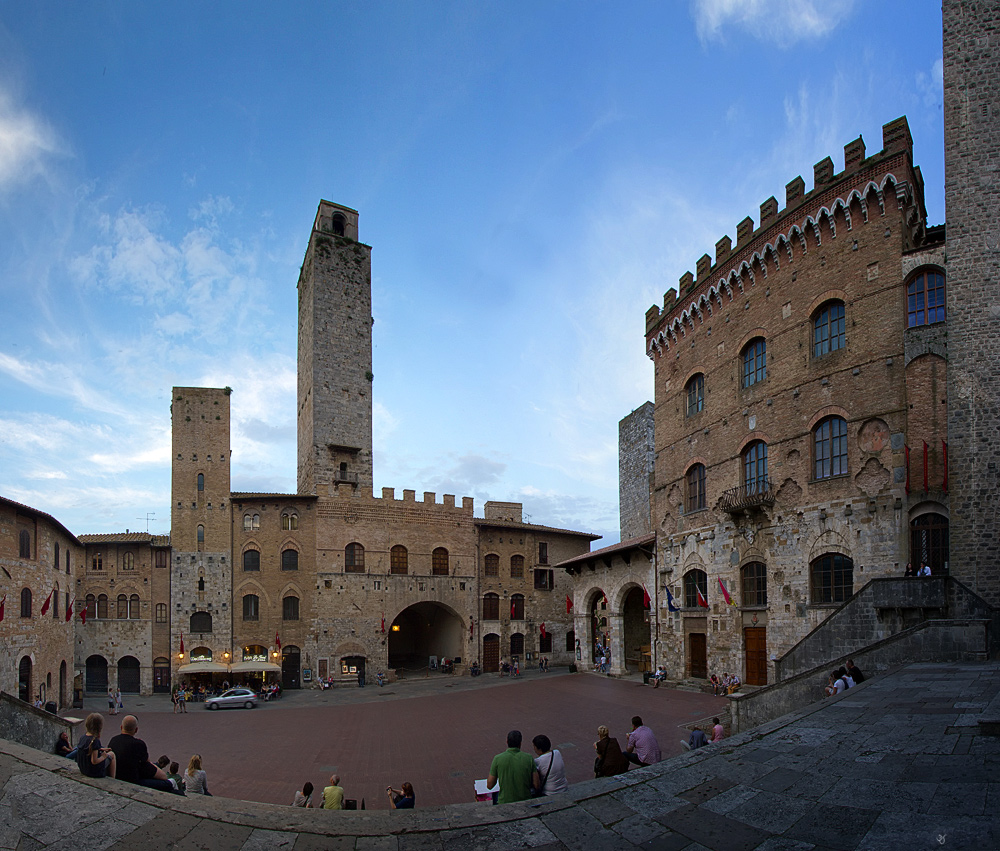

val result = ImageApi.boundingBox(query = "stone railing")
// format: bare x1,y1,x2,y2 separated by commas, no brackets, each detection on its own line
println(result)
0,692,80,752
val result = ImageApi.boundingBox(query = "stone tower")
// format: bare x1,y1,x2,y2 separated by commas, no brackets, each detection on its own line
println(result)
943,1,1000,604
296,201,374,496
170,387,234,660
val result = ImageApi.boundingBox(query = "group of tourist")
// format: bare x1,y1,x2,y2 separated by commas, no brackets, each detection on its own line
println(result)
106,688,123,715
593,715,664,777
62,712,211,796
824,659,865,696
487,730,569,803
903,562,933,577
288,776,415,810
709,672,741,695
681,717,726,750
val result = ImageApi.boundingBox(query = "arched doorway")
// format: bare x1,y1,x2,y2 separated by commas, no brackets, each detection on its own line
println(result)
622,586,651,673
910,512,949,574
59,661,67,707
18,656,31,703
153,658,171,693
388,602,465,671
85,655,108,694
482,633,500,673
588,590,609,665
282,646,301,690
118,656,141,693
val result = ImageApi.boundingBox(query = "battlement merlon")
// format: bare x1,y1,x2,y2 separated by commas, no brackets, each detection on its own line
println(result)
644,116,922,340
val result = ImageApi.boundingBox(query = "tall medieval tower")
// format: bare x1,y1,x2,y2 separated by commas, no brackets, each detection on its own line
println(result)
943,1,1000,605
296,201,374,496
170,387,234,659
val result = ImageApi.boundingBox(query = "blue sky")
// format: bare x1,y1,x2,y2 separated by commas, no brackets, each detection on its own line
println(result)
0,1,944,545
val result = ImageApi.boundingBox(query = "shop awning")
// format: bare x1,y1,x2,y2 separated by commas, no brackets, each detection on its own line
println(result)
229,661,281,673
176,661,229,674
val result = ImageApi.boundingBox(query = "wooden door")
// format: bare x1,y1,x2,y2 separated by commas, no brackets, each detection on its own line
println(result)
744,627,767,686
483,634,500,672
688,633,707,679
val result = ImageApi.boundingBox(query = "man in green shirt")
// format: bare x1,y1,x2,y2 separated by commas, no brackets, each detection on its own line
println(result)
322,774,344,809
488,730,539,804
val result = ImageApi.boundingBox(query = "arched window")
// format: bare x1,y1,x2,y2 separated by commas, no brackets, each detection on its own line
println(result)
283,596,300,621
510,555,524,579
281,512,298,531
197,473,204,492
54,542,59,570
155,603,167,623
907,270,946,327
741,338,767,388
910,513,949,574
52,583,59,618
432,547,449,576
331,213,346,236
484,554,499,577
510,633,525,657
243,514,253,532
282,549,299,571
686,373,705,416
814,416,848,479
390,545,408,575
743,441,768,493
198,577,205,591
121,552,135,570
117,594,128,619
85,594,96,620
741,562,767,607
92,553,102,571
345,543,364,573
243,594,260,621
97,594,108,619
686,464,706,512
20,588,31,618
243,550,260,571
252,514,260,530
197,525,205,544
510,594,525,620
129,594,140,619
810,553,854,603
566,629,576,652
190,611,212,633
18,529,31,559
813,301,845,357
683,569,708,609
482,593,500,620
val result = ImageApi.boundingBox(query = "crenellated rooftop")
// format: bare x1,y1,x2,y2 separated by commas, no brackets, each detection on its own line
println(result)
645,116,928,356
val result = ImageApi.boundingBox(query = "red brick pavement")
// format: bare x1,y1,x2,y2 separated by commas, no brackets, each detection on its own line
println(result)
111,674,723,810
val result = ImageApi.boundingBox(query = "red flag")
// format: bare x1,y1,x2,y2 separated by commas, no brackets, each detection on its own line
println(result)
511,600,516,618
275,632,281,651
696,587,709,609
540,623,546,638
642,584,651,609
718,577,734,606
40,590,52,616
179,633,184,654
80,604,86,625
65,598,75,623
470,619,473,638
601,594,607,608
0,594,5,622
381,613,385,634
566,595,573,614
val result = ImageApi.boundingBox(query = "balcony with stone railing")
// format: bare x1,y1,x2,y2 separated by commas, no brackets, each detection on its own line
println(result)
720,480,775,514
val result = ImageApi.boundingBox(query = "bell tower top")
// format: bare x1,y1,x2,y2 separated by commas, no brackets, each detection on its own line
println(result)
314,200,359,242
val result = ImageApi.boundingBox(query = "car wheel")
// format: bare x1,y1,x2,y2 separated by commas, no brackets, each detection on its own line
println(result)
245,701,254,709
208,703,219,710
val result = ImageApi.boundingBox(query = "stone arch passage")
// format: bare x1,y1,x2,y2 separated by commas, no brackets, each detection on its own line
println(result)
118,656,141,693
388,602,465,671
85,655,108,694
588,589,608,666
621,585,651,673
18,656,32,703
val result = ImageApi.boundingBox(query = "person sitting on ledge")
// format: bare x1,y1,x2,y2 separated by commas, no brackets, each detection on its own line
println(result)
712,717,725,743
322,774,345,810
55,731,75,759
593,725,629,777
386,781,415,808
108,715,174,793
681,726,709,750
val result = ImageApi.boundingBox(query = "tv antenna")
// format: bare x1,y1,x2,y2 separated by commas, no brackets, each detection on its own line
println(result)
136,513,156,533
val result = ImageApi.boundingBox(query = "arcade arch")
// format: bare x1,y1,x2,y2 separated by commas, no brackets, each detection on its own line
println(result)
388,601,465,670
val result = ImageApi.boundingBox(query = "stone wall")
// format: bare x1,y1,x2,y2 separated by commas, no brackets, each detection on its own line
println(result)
619,402,655,539
0,692,76,752
943,0,1000,605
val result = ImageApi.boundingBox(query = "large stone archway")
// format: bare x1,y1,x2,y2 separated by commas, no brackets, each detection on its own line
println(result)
388,602,465,671
620,584,651,673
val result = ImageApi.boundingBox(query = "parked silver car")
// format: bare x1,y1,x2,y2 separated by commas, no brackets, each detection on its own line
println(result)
204,687,258,710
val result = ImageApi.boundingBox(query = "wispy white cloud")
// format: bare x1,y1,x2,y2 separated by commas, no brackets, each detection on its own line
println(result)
0,86,63,191
917,58,944,109
692,0,855,47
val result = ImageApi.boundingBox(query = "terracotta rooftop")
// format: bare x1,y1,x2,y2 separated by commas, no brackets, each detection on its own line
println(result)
230,493,318,500
555,532,656,570
474,517,601,540
77,532,170,546
0,495,81,545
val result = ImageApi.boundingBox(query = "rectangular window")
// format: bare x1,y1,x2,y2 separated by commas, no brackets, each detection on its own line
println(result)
686,465,706,512
538,542,548,564
155,550,168,569
539,633,552,653
686,374,704,417
534,569,554,590
155,603,168,623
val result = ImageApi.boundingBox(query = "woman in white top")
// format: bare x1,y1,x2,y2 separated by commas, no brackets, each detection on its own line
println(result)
185,754,212,795
532,734,568,795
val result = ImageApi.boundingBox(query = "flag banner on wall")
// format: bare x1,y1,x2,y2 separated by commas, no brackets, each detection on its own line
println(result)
381,613,385,634
275,632,281,651
41,590,52,616
665,588,678,612
0,594,5,622
718,577,735,606
540,623,546,638
566,595,572,614
642,584,651,609
66,598,75,622
696,587,709,608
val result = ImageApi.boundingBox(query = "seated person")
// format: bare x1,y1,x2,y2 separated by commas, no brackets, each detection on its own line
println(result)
651,666,667,688
386,781,415,808
711,717,725,742
594,726,629,777
55,731,76,759
108,715,175,793
726,674,741,694
681,727,709,750
710,674,722,695
76,713,115,778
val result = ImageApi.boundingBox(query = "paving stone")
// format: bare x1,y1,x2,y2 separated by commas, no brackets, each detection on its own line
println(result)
172,818,254,851
240,828,297,851
854,811,996,851
397,835,444,851
42,816,139,851
820,778,934,814
353,836,399,851
726,791,813,834
105,811,202,850
783,802,878,850
752,839,817,851
700,786,759,816
610,781,686,819
741,750,781,765
777,772,839,803
456,818,561,850
655,803,772,851
578,793,633,826
924,782,987,817
541,807,623,851
610,813,666,846
15,836,43,851
679,777,737,805
633,830,698,851
751,769,808,794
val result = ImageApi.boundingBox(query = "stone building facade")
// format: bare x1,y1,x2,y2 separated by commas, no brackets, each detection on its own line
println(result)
0,497,80,707
943,0,1000,607
642,117,949,685
619,402,655,540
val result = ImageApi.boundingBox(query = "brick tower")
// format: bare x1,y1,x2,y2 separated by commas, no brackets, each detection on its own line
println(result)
943,1,1000,604
296,201,374,496
170,387,234,663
